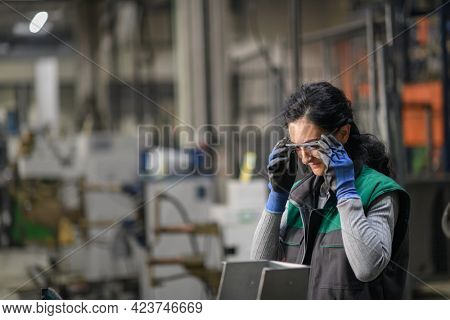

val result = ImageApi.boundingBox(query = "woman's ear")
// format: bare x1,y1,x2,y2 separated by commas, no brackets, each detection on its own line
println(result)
337,124,351,144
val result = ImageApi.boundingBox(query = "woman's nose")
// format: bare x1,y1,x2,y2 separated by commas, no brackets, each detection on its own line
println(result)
299,148,309,165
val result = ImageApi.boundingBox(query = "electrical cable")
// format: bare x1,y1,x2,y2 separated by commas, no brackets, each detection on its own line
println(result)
442,203,450,239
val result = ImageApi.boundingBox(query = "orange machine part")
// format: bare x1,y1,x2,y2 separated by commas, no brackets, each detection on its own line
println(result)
402,81,443,147
336,40,353,102
416,17,430,45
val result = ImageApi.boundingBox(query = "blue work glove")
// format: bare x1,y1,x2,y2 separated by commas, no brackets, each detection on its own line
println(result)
316,134,360,202
265,138,296,214
266,182,289,214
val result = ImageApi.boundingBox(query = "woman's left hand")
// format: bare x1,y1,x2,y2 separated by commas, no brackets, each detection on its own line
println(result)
316,134,360,202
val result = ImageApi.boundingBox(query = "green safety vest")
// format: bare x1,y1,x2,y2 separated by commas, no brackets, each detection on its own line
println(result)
281,165,410,299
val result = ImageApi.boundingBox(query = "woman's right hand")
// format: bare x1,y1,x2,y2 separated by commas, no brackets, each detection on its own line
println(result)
265,138,297,214
267,137,297,194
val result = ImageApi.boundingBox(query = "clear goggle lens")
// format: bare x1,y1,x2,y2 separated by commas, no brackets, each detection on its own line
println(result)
286,142,321,159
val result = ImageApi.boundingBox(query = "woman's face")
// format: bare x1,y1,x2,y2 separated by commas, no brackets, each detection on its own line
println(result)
288,117,351,176
288,117,327,176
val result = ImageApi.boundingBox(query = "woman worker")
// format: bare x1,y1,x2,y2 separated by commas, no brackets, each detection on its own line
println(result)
250,82,410,299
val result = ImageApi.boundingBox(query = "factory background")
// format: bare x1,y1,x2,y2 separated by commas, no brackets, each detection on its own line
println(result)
0,0,449,300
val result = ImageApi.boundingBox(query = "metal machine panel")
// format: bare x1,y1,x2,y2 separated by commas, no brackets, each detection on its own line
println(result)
64,134,139,282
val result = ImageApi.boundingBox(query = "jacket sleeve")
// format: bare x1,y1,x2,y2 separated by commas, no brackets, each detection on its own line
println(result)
250,207,288,261
337,192,399,282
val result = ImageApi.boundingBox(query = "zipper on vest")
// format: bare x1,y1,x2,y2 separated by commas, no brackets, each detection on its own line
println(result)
302,185,331,265
299,210,306,263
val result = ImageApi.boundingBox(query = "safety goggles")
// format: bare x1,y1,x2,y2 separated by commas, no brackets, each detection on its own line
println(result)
285,140,321,152
284,123,345,159
285,140,320,161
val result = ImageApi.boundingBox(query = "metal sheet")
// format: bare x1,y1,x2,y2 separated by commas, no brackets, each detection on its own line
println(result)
217,260,309,300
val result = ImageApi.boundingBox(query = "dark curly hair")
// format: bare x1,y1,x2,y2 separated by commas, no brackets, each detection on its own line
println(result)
283,81,394,178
